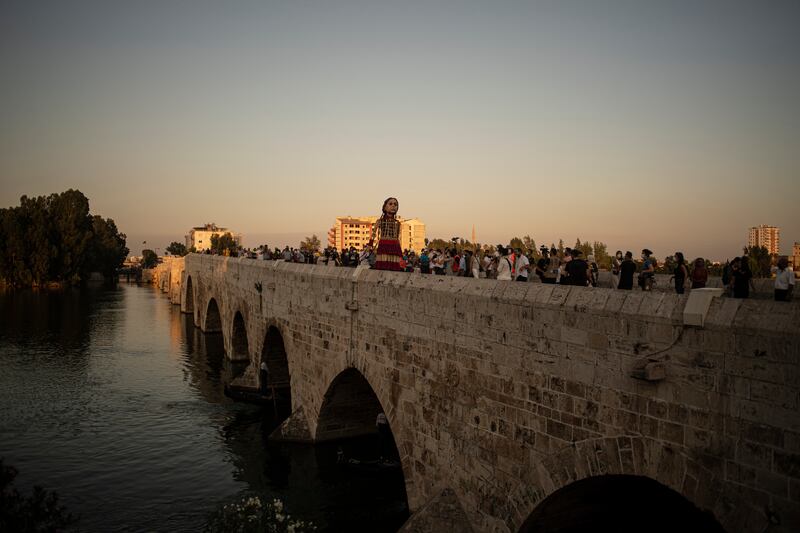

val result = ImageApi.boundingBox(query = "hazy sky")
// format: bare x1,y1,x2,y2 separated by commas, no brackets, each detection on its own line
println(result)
1,0,798,259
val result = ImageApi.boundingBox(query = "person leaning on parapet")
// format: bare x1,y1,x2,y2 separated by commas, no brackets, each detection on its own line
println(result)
548,247,560,284
773,256,794,301
566,249,590,286
618,251,636,290
611,251,623,289
587,254,599,287
419,249,431,274
535,246,552,284
690,258,708,289
515,248,530,282
670,252,690,294
496,246,513,281
729,257,754,299
558,248,573,285
638,249,656,291
469,250,481,279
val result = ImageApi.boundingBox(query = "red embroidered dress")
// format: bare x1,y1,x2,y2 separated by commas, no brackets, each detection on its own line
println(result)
370,215,403,271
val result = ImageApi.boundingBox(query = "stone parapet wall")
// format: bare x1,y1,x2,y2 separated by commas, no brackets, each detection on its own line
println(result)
178,255,800,533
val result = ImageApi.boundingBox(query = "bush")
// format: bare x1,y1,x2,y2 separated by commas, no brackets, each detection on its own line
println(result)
205,494,315,533
0,458,76,532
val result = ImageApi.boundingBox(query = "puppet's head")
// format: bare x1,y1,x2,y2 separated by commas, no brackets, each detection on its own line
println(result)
382,197,399,216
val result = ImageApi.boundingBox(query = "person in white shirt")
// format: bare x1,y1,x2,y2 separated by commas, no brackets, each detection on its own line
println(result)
471,252,480,279
496,247,513,281
482,254,493,278
514,248,530,282
773,256,794,301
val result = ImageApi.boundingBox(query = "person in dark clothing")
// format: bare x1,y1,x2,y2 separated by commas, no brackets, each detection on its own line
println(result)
638,248,656,291
618,251,636,290
690,258,708,289
671,252,689,294
566,250,590,286
535,251,551,283
729,257,753,298
259,361,269,396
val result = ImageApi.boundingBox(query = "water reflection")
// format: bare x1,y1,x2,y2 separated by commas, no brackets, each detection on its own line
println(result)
0,284,408,532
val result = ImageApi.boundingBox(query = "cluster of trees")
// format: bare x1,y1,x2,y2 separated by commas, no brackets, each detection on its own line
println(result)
209,233,238,256
166,241,189,257
0,190,128,287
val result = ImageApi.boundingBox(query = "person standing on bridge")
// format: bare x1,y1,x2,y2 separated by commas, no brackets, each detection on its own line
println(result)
369,197,403,271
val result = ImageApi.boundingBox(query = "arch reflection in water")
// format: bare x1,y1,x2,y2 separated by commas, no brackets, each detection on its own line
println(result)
261,325,292,411
314,367,410,532
184,275,194,314
518,474,726,533
204,298,222,333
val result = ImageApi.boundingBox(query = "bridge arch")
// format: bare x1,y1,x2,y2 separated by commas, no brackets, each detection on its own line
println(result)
203,297,222,333
230,310,249,361
315,367,409,514
260,324,291,409
183,275,194,314
511,436,747,533
518,474,725,533
316,367,398,445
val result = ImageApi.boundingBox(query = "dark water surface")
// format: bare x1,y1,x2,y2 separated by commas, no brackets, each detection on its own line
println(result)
0,284,408,532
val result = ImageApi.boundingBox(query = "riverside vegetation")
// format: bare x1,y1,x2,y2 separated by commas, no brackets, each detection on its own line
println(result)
0,190,128,288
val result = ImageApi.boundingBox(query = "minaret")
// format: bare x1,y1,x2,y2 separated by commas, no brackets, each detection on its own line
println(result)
471,225,476,243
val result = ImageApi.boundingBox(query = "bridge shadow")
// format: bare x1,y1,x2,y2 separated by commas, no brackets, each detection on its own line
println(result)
518,474,726,533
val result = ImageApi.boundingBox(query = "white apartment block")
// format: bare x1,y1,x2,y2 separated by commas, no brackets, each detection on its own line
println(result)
185,223,241,252
748,225,780,255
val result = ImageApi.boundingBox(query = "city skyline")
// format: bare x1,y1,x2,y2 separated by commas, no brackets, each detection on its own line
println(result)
2,1,798,260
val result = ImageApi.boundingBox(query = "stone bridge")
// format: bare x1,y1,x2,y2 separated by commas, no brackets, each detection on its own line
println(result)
153,255,800,532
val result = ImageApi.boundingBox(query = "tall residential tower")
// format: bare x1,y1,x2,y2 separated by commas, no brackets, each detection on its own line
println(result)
748,225,780,255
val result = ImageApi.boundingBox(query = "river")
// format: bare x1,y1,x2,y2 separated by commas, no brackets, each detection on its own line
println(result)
0,283,408,532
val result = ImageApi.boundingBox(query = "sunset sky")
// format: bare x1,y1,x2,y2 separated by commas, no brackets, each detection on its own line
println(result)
1,1,798,260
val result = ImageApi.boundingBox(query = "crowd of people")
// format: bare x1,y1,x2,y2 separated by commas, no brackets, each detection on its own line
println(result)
204,242,794,302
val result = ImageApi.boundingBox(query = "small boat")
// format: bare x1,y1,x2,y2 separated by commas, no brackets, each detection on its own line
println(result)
223,383,284,405
340,457,402,474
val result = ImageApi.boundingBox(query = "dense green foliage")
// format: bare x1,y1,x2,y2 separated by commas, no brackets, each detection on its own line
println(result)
210,232,238,256
166,241,189,257
141,249,159,269
746,245,773,277
299,234,321,252
0,190,128,287
0,459,76,532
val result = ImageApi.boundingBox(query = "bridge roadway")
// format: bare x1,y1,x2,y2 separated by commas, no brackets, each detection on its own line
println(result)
151,254,800,532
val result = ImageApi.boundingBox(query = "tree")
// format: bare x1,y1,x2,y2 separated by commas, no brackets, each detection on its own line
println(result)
48,190,92,284
427,238,451,252
299,234,321,253
574,238,593,259
592,241,611,270
0,459,75,532
166,241,188,257
141,249,158,269
746,246,772,277
660,255,676,275
210,232,238,256
522,235,538,259
87,216,129,279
